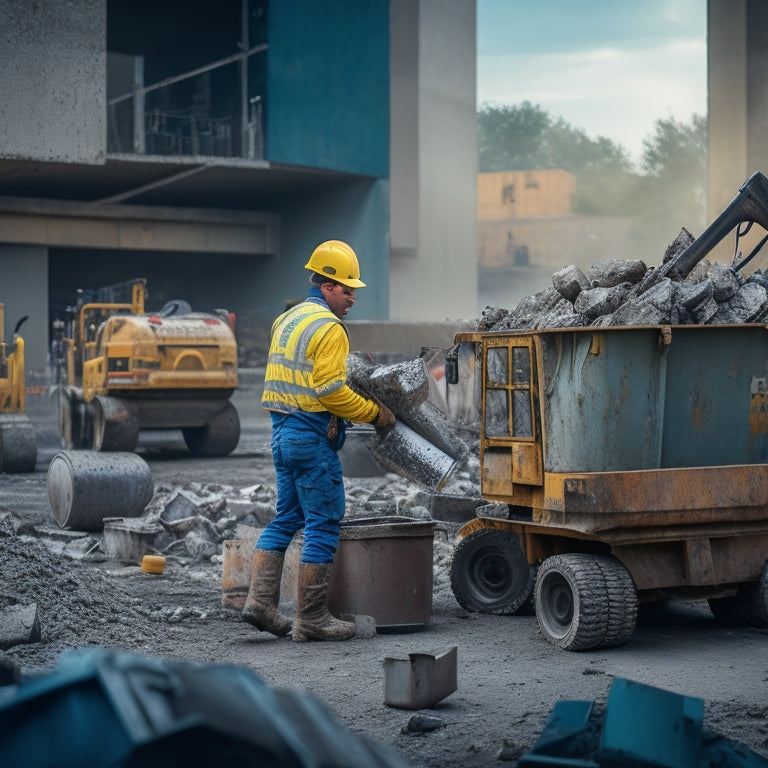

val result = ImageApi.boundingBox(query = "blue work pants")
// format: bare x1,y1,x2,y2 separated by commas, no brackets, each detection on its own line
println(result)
256,417,345,563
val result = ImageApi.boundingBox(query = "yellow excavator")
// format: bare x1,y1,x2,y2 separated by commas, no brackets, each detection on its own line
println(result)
58,278,240,456
0,305,37,472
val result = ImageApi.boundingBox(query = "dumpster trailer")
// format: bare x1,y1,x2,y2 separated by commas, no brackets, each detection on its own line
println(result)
448,322,768,651
447,171,768,651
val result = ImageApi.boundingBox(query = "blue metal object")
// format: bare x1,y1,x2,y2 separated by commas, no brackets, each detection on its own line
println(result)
519,679,768,768
0,647,410,768
597,678,703,768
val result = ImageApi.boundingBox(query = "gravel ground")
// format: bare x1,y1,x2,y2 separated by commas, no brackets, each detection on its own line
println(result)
1,377,768,767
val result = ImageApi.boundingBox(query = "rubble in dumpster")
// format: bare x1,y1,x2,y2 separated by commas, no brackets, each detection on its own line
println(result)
480,227,768,332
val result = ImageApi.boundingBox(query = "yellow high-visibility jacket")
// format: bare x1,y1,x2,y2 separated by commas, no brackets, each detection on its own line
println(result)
261,299,378,422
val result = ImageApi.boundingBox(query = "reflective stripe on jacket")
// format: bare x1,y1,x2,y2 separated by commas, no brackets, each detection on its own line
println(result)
261,298,378,423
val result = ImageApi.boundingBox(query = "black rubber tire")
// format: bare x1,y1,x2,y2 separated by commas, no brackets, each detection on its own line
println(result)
535,554,610,651
92,397,139,453
182,401,240,457
59,390,91,450
450,529,535,615
709,563,768,628
593,556,638,647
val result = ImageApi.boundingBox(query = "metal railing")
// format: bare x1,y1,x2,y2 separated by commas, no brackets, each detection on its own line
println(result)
107,43,267,161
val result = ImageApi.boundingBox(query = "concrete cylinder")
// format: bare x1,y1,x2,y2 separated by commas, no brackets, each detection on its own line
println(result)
47,450,153,531
370,421,458,491
0,414,37,473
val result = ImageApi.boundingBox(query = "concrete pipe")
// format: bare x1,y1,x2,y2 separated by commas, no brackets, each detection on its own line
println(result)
47,450,153,531
0,414,37,473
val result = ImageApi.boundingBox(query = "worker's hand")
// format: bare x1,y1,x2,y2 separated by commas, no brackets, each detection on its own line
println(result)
373,402,396,434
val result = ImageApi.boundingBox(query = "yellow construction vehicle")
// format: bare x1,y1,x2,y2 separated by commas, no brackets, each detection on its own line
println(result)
0,305,37,472
58,278,240,456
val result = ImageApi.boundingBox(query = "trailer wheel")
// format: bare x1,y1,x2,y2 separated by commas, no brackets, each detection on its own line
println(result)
708,563,768,628
535,553,631,651
593,556,638,647
183,401,240,457
450,529,534,615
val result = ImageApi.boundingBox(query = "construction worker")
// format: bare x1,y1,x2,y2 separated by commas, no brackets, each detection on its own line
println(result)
242,240,396,641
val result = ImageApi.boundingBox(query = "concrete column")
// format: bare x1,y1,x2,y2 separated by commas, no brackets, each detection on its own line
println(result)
388,0,478,323
708,0,768,263
0,245,49,372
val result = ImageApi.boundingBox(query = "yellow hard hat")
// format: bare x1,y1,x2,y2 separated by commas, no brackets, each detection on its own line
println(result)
304,240,366,288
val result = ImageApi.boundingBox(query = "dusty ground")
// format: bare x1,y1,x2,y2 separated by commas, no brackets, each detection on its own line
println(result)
2,373,768,767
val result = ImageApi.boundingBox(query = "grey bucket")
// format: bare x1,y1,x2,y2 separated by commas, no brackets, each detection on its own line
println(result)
47,450,154,531
369,421,458,491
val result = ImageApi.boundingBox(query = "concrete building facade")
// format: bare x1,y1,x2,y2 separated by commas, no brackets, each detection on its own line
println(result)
0,0,477,369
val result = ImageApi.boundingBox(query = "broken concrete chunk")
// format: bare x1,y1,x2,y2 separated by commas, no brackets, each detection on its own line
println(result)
707,261,742,302
711,280,768,323
586,258,647,288
574,284,631,320
0,603,41,650
677,279,713,312
161,489,204,524
552,264,590,303
662,227,696,264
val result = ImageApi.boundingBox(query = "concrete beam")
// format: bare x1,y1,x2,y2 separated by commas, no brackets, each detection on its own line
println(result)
0,196,280,255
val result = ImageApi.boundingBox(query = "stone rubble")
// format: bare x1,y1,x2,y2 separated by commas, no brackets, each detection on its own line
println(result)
480,228,768,332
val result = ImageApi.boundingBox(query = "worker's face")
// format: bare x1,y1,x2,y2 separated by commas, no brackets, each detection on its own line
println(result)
322,282,356,319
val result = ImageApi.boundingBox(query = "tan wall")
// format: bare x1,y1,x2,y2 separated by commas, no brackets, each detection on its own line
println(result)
478,170,576,220
479,215,636,271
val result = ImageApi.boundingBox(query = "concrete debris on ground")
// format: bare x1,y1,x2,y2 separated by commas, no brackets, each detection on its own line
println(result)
0,604,40,650
0,453,482,655
480,228,768,332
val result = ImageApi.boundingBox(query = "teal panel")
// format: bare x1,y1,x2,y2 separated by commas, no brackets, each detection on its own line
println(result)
598,679,703,768
266,0,390,177
661,325,768,466
541,330,665,473
539,325,768,473
252,179,390,322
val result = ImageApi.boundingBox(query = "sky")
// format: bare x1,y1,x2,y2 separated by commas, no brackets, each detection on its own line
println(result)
476,0,707,165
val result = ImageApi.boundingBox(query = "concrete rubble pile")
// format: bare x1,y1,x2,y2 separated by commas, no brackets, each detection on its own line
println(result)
480,228,768,332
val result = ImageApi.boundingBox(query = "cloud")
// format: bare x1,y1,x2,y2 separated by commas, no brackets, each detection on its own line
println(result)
478,0,706,55
477,0,707,163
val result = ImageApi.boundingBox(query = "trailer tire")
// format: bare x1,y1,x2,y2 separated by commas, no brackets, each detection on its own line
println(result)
708,562,768,628
593,556,638,647
183,401,240,457
535,554,612,651
450,529,534,615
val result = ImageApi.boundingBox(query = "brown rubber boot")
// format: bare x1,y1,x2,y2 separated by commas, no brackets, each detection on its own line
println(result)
241,549,292,637
292,562,356,642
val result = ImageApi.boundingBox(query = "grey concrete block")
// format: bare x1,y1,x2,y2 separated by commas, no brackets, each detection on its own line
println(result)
0,603,41,650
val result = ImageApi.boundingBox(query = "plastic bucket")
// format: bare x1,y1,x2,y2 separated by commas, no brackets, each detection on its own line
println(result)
47,450,153,531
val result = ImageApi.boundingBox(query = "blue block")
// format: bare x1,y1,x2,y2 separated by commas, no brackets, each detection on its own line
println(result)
597,678,703,768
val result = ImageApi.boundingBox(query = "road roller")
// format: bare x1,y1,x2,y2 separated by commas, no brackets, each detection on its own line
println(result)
0,305,37,472
57,278,240,457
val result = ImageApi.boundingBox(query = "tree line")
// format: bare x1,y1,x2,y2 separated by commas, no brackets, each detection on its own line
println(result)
478,102,708,256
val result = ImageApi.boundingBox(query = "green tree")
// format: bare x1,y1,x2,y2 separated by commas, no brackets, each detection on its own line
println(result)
477,102,637,215
631,114,708,242
478,101,550,172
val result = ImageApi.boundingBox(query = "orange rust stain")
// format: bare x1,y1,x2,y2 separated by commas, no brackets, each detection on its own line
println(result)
750,392,768,435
